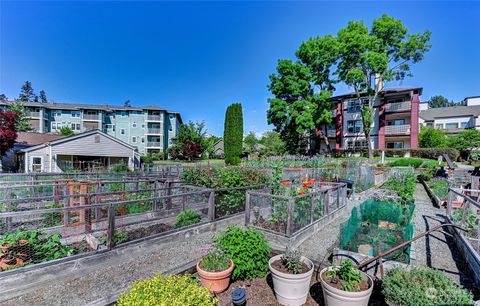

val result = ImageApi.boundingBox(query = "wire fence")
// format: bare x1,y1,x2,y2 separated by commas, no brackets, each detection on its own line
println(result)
245,182,347,237
0,178,265,273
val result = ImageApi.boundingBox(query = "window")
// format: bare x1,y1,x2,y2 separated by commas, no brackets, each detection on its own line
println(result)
94,135,100,143
426,122,433,128
51,122,63,130
461,122,469,128
71,123,81,131
169,125,173,131
387,119,405,126
435,123,444,129
106,124,116,131
346,140,368,149
32,157,42,172
141,124,145,129
132,121,137,128
169,114,174,119
121,128,125,135
132,136,137,143
53,110,62,117
386,141,404,149
71,111,80,118
446,123,458,130
347,120,362,133
347,99,362,113
141,137,145,143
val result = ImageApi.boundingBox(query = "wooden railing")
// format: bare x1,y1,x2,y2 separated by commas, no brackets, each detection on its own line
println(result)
385,101,411,112
385,124,410,135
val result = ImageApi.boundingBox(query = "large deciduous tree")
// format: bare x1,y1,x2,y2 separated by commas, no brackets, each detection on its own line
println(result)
267,14,431,158
8,100,33,132
259,131,286,156
224,103,243,165
0,110,18,170
167,121,208,160
419,126,447,148
336,14,431,158
448,129,480,161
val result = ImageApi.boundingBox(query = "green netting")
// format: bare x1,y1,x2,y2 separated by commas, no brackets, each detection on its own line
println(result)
340,199,415,263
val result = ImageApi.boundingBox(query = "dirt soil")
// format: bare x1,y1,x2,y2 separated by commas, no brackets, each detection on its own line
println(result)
321,273,370,292
253,217,286,234
216,272,387,306
271,259,310,274
126,223,173,241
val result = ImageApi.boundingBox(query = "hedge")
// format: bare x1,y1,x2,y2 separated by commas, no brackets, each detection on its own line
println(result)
335,148,459,161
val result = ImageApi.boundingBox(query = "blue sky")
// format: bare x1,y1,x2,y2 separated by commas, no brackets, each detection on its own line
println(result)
1,1,479,136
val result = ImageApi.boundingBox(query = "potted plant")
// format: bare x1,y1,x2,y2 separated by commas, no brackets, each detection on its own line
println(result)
319,259,373,306
269,248,314,306
196,243,234,293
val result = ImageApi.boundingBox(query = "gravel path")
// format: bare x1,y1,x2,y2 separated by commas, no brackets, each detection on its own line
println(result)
0,231,214,306
412,183,476,290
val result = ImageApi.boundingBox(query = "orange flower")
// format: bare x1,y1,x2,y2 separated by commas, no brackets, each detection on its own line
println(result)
298,190,306,195
281,181,289,186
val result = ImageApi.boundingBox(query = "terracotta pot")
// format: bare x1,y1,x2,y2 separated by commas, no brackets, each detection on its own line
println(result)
319,267,373,306
0,245,9,253
269,254,314,306
197,259,234,293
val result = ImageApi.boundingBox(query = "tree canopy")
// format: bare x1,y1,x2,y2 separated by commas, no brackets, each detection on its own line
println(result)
8,100,32,132
267,14,431,157
58,126,74,136
19,81,35,102
419,126,448,148
0,110,17,157
448,129,480,161
167,121,208,160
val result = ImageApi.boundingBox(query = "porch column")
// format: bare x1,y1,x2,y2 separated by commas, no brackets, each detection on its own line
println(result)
335,99,343,151
378,96,386,149
410,92,420,149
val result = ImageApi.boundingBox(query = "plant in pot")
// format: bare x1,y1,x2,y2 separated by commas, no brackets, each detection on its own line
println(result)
196,243,234,293
319,259,373,306
269,248,314,306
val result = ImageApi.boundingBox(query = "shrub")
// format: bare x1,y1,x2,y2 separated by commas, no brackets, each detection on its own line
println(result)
387,158,423,168
117,274,216,306
382,267,474,306
417,170,433,182
421,159,441,169
428,180,449,200
175,210,202,228
419,127,448,148
110,164,130,173
213,225,271,280
224,103,243,165
141,152,164,163
372,148,460,161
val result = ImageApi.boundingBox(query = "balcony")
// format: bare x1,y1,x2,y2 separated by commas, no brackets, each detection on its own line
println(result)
83,114,100,121
385,101,411,112
147,115,162,121
146,142,161,148
146,128,162,135
327,129,336,137
385,124,410,135
26,111,41,118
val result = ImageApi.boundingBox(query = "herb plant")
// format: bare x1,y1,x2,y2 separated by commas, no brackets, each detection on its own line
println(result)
281,248,303,274
175,210,202,228
382,267,474,306
213,225,271,280
325,260,363,292
199,244,230,272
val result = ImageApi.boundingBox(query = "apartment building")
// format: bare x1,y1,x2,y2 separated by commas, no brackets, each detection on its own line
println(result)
318,87,422,151
419,96,480,134
0,101,182,155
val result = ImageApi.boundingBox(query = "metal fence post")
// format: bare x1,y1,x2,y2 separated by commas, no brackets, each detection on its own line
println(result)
447,189,454,217
286,198,294,236
106,203,116,250
310,194,315,224
245,192,251,225
208,190,215,221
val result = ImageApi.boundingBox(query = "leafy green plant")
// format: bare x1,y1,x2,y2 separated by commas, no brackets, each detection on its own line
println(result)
383,172,416,202
453,208,478,233
199,244,230,272
387,158,423,168
213,225,271,280
117,274,216,306
281,248,303,274
325,260,363,292
382,267,474,306
99,230,129,245
417,170,433,182
110,164,130,173
175,210,202,228
428,180,449,200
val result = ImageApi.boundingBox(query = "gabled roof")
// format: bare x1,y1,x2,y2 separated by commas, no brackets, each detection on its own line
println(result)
329,87,423,101
16,132,65,146
19,129,138,154
420,105,480,121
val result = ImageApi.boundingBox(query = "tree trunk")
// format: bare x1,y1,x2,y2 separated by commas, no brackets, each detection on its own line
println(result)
366,132,373,159
323,125,331,152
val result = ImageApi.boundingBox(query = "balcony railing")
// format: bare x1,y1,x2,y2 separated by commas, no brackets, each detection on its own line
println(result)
147,115,162,121
83,114,100,120
385,101,411,112
146,142,161,148
27,111,41,118
327,129,336,137
147,128,162,134
385,124,410,135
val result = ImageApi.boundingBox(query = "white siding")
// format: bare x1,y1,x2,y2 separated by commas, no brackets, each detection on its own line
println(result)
51,133,133,157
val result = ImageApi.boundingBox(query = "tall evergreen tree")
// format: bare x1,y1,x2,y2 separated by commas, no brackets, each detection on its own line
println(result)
19,81,35,102
224,103,243,165
39,90,48,103
0,94,7,101
8,100,33,132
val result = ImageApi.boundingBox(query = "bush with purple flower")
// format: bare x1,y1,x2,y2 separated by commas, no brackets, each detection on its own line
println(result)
200,243,231,272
